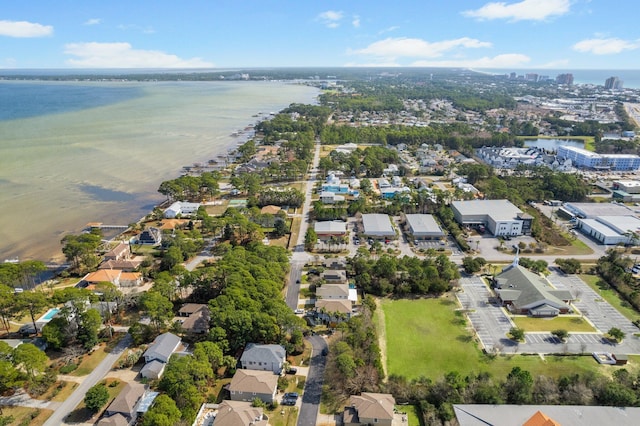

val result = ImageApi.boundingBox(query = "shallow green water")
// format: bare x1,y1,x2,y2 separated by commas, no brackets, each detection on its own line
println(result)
0,80,318,261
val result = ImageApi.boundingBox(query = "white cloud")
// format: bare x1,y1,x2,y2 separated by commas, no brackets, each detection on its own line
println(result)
411,53,531,68
572,37,640,54
317,10,344,28
378,26,399,35
350,37,492,61
63,42,214,68
0,20,53,37
118,24,155,34
352,15,361,28
462,0,571,22
83,18,101,26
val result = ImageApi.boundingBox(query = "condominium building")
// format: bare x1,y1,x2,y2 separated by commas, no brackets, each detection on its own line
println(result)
557,146,640,171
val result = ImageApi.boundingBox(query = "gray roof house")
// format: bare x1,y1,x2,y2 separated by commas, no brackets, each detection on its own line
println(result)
316,283,349,300
140,360,166,380
321,270,348,284
240,343,286,374
228,369,279,404
143,332,181,364
101,382,147,426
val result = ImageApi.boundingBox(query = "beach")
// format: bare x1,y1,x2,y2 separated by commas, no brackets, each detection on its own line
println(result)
0,80,318,262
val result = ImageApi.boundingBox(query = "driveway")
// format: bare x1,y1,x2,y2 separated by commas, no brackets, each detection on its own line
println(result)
297,335,328,426
43,334,132,426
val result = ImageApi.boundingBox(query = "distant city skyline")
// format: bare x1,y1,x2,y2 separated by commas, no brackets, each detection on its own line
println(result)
2,0,640,69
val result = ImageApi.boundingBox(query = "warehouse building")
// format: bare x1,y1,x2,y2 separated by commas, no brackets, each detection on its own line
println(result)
361,214,396,240
404,214,445,240
451,200,532,237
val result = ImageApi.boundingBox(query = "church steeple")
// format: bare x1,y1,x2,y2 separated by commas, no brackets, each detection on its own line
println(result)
511,246,520,268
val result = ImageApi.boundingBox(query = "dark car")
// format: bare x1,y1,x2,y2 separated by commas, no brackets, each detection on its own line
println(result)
285,392,299,399
286,367,298,375
321,348,328,356
281,398,296,406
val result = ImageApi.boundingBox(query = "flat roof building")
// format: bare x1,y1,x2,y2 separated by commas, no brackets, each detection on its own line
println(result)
451,200,532,237
557,146,640,171
361,214,396,239
404,214,445,240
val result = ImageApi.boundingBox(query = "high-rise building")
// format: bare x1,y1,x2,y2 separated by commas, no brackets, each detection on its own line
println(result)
555,73,574,85
604,76,624,90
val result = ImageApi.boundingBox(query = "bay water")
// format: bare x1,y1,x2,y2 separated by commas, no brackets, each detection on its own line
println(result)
0,80,318,262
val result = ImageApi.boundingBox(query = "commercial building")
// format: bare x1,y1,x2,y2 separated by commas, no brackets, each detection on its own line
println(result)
577,215,640,245
605,76,624,90
361,214,396,239
451,200,532,236
404,214,445,240
557,146,640,171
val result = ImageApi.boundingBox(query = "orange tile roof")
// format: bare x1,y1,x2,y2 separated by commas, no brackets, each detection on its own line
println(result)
85,269,121,283
523,411,561,426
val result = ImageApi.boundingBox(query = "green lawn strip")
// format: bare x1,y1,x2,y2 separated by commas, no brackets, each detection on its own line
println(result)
512,316,596,332
395,404,421,426
71,343,110,376
578,274,640,322
381,297,605,382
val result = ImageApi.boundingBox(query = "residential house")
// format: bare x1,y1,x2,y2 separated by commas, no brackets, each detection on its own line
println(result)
178,303,208,317
181,308,210,334
316,283,349,300
164,201,201,218
143,332,181,364
136,227,162,246
98,258,143,272
84,270,142,288
321,270,348,284
99,382,147,426
214,400,269,426
228,369,278,404
343,393,396,426
323,258,347,270
320,191,346,204
240,343,286,374
139,360,166,381
104,243,131,261
315,299,353,323
178,304,211,334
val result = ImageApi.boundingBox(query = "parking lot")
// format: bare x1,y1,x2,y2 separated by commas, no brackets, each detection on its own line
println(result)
458,274,640,354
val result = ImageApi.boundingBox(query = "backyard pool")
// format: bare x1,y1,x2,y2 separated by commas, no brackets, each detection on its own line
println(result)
39,308,60,321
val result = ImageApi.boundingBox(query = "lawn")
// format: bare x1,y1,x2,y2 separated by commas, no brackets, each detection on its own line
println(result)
579,274,640,322
543,237,593,256
379,297,609,381
395,405,421,426
0,406,53,426
266,406,299,426
512,316,596,332
71,343,110,376
288,217,302,250
39,380,78,402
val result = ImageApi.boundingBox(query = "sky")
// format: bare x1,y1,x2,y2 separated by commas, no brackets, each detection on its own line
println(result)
1,0,639,69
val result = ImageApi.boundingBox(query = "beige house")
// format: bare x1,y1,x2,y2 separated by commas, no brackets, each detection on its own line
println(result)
228,369,278,404
316,283,349,300
214,400,269,426
343,393,396,426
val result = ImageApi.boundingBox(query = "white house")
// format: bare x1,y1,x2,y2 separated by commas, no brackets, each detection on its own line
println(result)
163,201,201,218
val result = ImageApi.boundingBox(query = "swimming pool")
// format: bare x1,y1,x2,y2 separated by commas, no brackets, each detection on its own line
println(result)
40,308,60,321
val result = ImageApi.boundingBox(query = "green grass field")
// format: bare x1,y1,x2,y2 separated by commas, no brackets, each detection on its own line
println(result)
379,297,614,381
512,316,596,332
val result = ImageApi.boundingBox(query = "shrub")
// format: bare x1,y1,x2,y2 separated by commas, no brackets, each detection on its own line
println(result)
85,384,109,413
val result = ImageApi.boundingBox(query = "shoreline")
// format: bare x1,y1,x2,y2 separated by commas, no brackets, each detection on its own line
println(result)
4,83,319,264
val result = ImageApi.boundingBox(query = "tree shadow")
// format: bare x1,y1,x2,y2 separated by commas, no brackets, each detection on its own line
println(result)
65,407,95,424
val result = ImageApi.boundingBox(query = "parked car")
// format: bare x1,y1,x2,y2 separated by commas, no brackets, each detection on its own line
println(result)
281,398,296,406
286,367,298,375
285,392,299,399
321,348,328,356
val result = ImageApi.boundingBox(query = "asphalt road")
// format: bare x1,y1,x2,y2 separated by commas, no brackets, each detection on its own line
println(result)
297,335,328,426
43,334,132,426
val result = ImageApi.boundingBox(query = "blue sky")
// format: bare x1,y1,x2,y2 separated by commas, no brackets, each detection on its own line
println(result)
1,0,639,69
